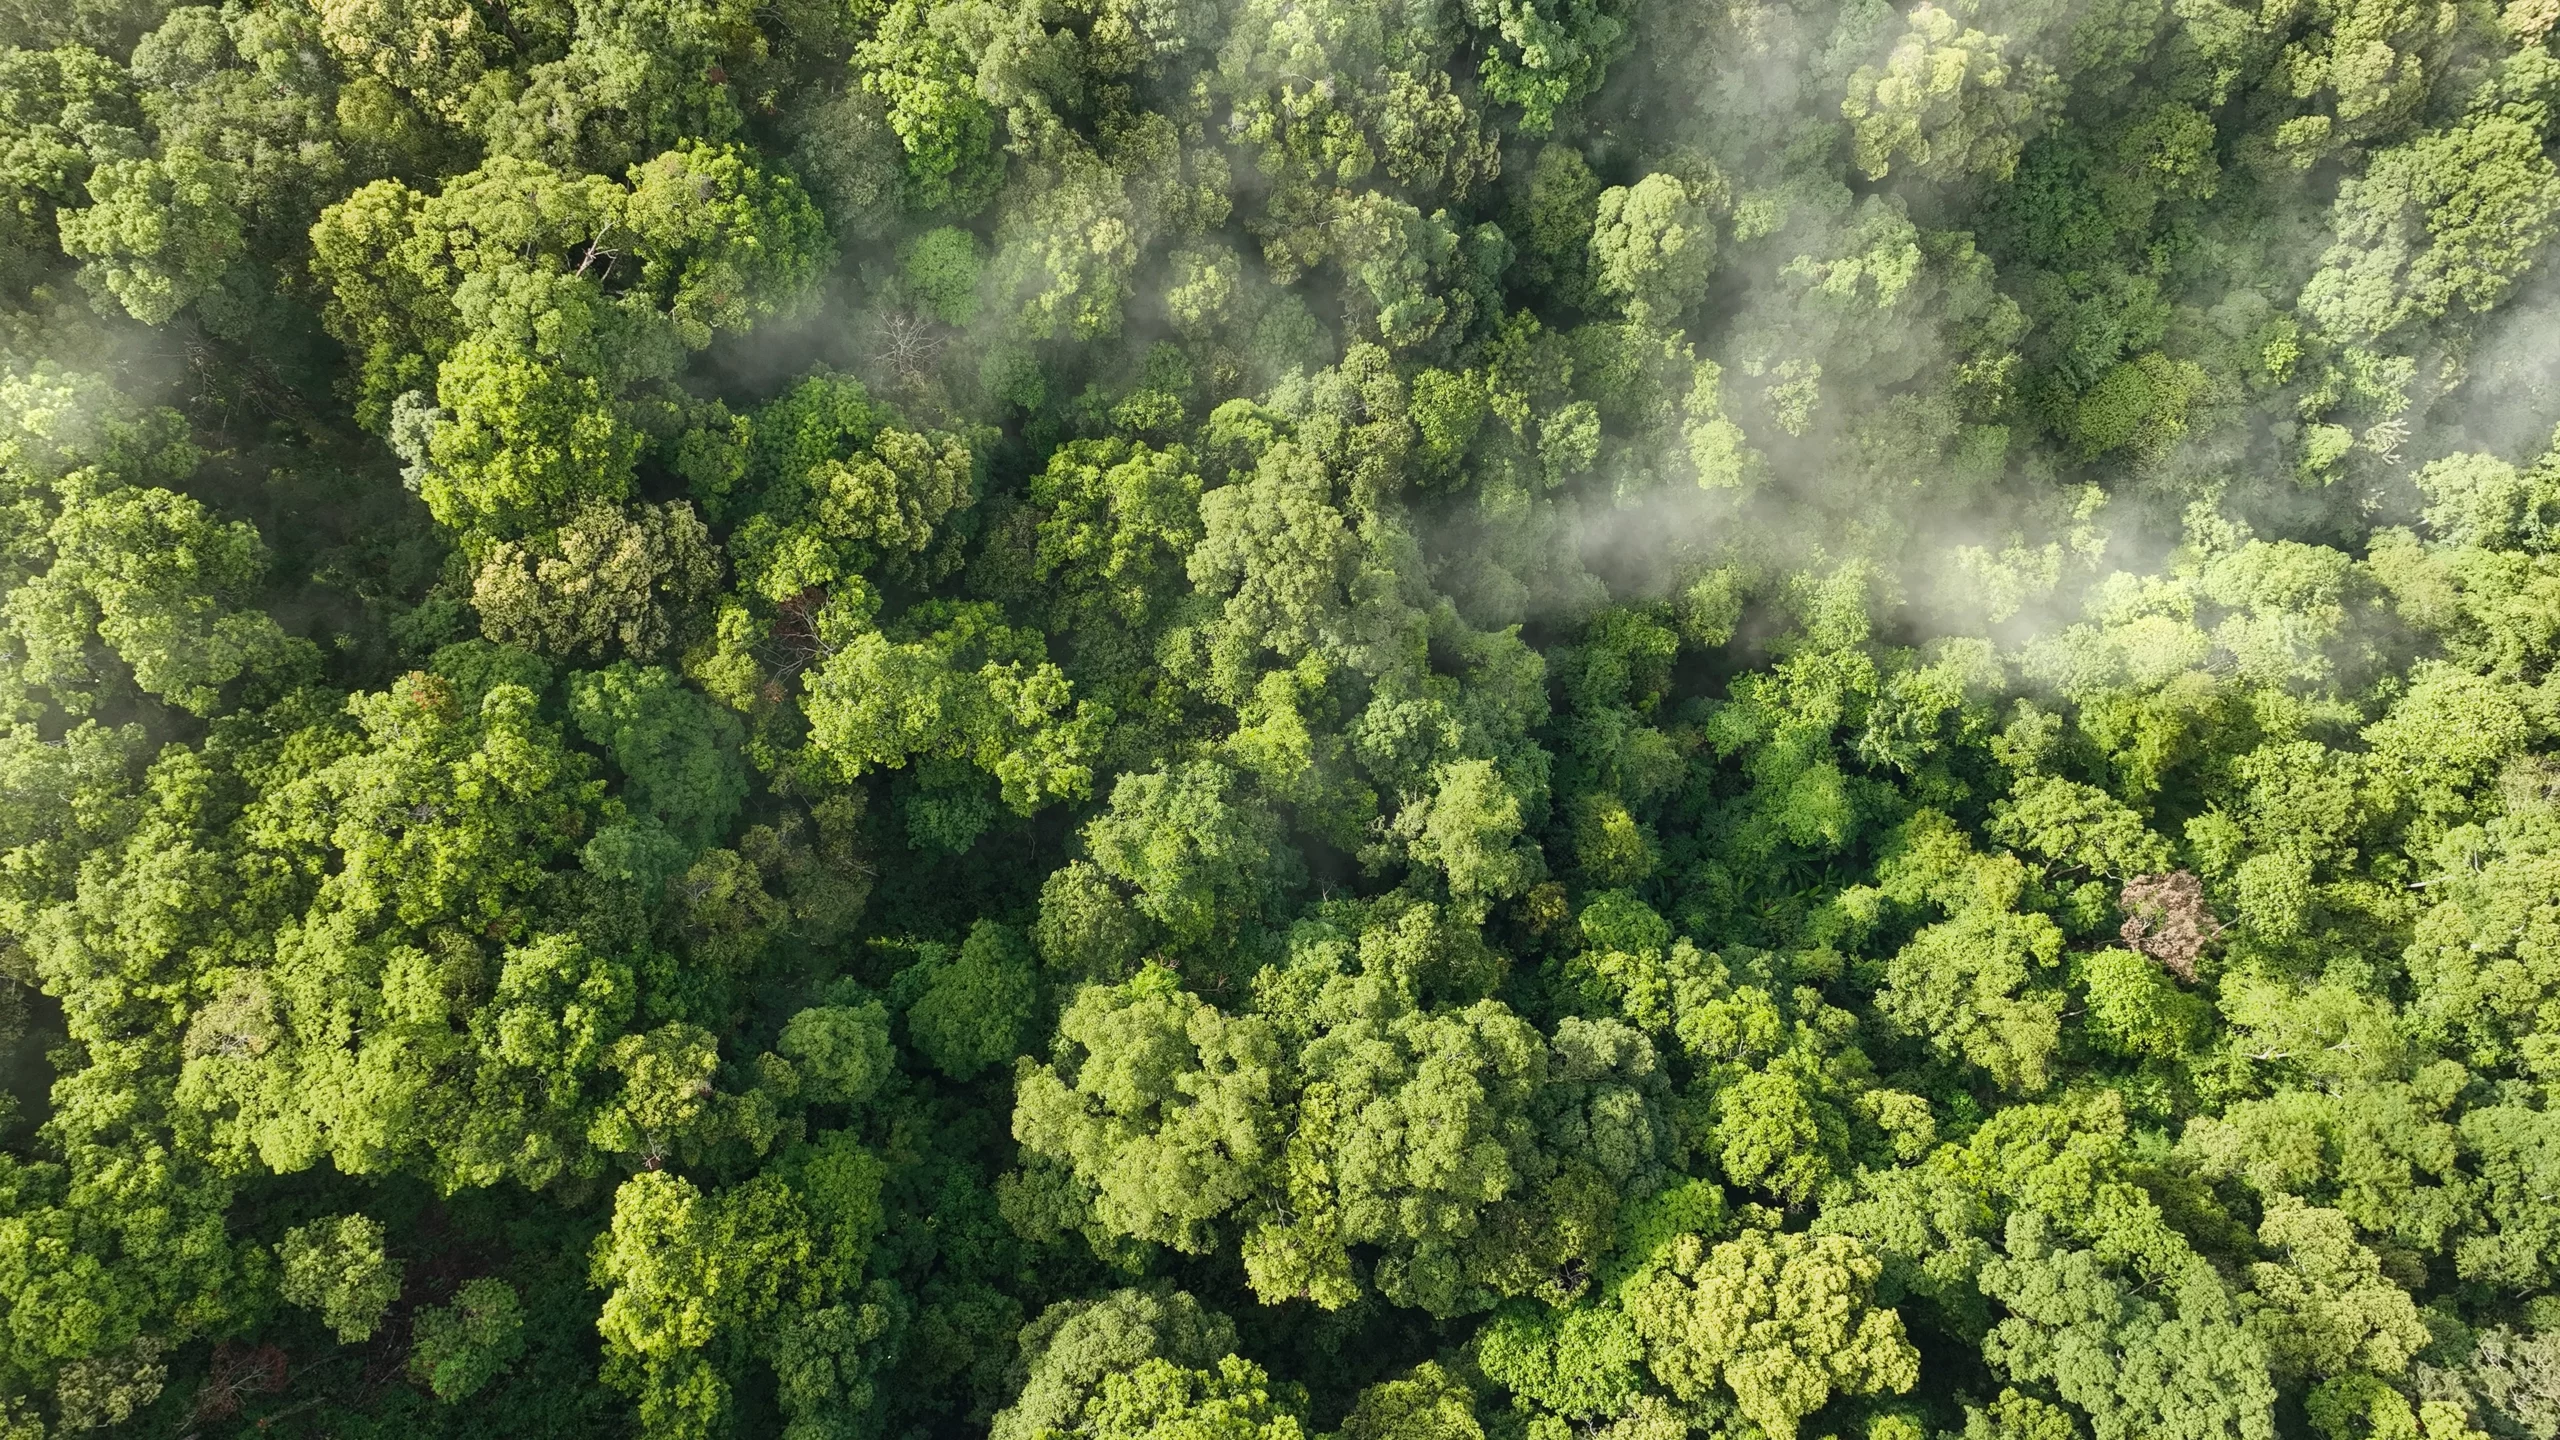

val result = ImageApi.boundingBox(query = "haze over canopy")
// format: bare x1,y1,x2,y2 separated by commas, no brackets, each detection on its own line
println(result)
0,0,2556,1434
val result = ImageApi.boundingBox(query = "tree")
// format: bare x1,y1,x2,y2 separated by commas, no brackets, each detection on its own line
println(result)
2241,1199,2430,1381
904,920,1038,1081
804,598,1101,830
622,144,829,347
1343,1362,1485,1440
593,1169,812,1438
167,671,620,1190
421,336,643,534
1474,1301,1644,1419
1711,1066,1844,1205
408,1277,528,1401
1619,1226,1920,1440
1077,1355,1311,1440
1402,758,1539,915
1029,438,1205,639
994,154,1141,342
493,0,758,172
1978,1214,2276,1440
1035,860,1153,980
593,1134,887,1439
1013,968,1282,1255
8,472,308,716
473,500,723,661
306,0,490,119
992,1287,1240,1440
1843,5,2050,182
1590,173,1721,328
57,147,243,324
853,0,1001,215
2298,114,2560,345
1469,0,1626,134
1241,960,1555,1316
902,225,981,324
279,1214,403,1343
0,45,139,295
567,662,749,850
1512,146,1602,313
779,1002,894,1107
1082,762,1297,945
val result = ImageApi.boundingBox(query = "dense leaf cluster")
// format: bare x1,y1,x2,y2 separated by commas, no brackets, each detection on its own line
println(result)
0,0,2557,1435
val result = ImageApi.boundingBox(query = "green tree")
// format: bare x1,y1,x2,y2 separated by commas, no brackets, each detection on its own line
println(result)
473,500,724,661
279,1214,404,1343
8,471,307,716
905,920,1038,1081
567,662,749,850
1014,968,1282,1253
408,1277,529,1401
1474,1301,1644,1419
2240,1198,2430,1381
1619,1226,1920,1440
593,1133,887,1439
56,147,243,324
421,336,643,534
1082,761,1296,945
1343,1362,1485,1440
1843,5,2049,182
779,1002,894,1107
1979,1214,2276,1440
804,598,1101,824
992,1287,1240,1440
1589,173,1721,328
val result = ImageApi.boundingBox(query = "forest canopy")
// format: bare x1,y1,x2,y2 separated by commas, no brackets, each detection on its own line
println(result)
0,0,2557,1434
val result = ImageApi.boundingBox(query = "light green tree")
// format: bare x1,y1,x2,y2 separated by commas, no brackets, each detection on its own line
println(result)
279,1214,404,1344
1619,1227,1919,1440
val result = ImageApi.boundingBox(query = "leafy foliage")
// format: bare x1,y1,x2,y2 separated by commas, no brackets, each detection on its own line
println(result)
0,0,2557,1437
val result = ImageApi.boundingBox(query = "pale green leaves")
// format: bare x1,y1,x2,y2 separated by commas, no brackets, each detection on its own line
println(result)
279,1214,403,1344
1400,758,1539,915
855,0,1001,216
778,1002,894,1107
1475,1300,1644,1418
733,427,975,600
1980,1214,2277,1440
58,147,242,324
1619,1228,1919,1440
1341,1362,1484,1440
1470,0,1627,134
804,600,1099,818
1866,814,2068,1091
1590,173,1721,328
419,335,642,533
992,1287,1241,1440
1030,438,1206,634
1013,968,1283,1254
592,1135,888,1437
2241,1198,2430,1380
1844,5,2050,182
1080,1355,1311,1440
473,500,724,662
8,477,301,716
624,144,830,347
2413,449,2560,552
2299,116,2560,345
